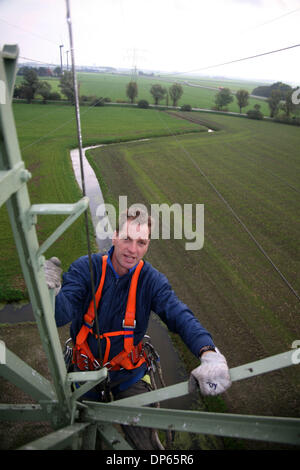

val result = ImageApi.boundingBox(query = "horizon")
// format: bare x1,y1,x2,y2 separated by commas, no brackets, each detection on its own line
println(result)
1,0,300,86
15,59,297,88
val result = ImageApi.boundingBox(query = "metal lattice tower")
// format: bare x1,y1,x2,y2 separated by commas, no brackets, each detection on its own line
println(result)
0,44,299,450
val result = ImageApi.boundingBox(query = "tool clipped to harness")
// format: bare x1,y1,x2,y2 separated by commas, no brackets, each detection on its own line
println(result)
63,337,74,372
143,336,167,388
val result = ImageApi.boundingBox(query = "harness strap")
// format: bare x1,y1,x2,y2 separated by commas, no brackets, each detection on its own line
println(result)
123,260,144,354
75,255,108,347
74,255,145,371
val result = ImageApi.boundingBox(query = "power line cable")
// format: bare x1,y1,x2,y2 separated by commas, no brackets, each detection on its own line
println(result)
65,0,103,367
247,7,300,30
19,56,59,67
164,43,300,77
18,40,300,82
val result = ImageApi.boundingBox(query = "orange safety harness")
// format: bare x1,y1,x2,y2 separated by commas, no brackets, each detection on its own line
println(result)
73,255,148,372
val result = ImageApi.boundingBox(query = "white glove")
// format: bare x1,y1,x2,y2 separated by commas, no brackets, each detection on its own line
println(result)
44,257,62,295
188,349,231,396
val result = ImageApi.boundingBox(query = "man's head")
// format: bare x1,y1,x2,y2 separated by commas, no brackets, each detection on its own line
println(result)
111,208,153,276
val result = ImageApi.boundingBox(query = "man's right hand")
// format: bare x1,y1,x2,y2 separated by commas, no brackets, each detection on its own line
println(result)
44,257,62,295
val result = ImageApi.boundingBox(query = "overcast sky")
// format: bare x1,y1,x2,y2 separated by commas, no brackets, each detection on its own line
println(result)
0,0,299,84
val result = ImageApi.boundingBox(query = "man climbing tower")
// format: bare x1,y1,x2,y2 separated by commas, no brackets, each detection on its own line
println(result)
45,208,231,449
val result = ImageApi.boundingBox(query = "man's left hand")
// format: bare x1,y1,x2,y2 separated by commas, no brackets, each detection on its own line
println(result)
188,350,231,396
44,257,62,296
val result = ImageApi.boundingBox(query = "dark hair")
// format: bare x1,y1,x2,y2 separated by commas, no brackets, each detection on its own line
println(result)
116,208,153,238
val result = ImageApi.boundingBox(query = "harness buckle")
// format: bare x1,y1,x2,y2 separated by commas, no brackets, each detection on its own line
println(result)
103,361,124,372
77,352,89,370
122,319,136,328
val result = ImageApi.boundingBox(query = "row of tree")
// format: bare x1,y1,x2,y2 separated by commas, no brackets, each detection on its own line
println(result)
214,86,299,118
14,69,299,122
17,65,62,77
14,69,79,104
126,81,184,107
214,87,247,112
14,68,62,103
252,81,292,99
14,69,186,108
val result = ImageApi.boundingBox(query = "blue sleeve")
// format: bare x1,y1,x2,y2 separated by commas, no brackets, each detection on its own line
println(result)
54,255,91,327
150,272,215,357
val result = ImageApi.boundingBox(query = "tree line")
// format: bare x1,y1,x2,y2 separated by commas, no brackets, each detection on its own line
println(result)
126,81,184,107
14,68,299,125
14,68,62,103
123,80,300,122
213,84,299,123
14,69,186,108
17,65,62,77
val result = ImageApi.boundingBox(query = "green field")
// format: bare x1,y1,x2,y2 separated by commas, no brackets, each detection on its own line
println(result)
86,110,300,423
175,75,268,91
16,71,271,115
88,111,300,353
0,103,202,301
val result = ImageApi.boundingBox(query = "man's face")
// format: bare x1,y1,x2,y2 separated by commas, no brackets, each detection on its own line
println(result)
112,220,150,276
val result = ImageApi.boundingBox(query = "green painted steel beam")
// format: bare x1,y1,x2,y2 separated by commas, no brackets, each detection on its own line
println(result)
32,198,90,256
109,349,299,408
97,422,133,450
111,381,188,408
0,162,31,208
1,45,19,102
229,349,299,382
30,198,89,216
0,347,56,403
68,368,108,401
0,45,72,415
81,423,98,449
18,422,90,450
67,369,108,383
29,197,90,257
83,402,300,446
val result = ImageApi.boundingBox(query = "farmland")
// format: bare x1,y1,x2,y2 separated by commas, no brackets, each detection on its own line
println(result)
1,72,300,448
0,103,202,301
86,109,300,427
16,71,271,115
